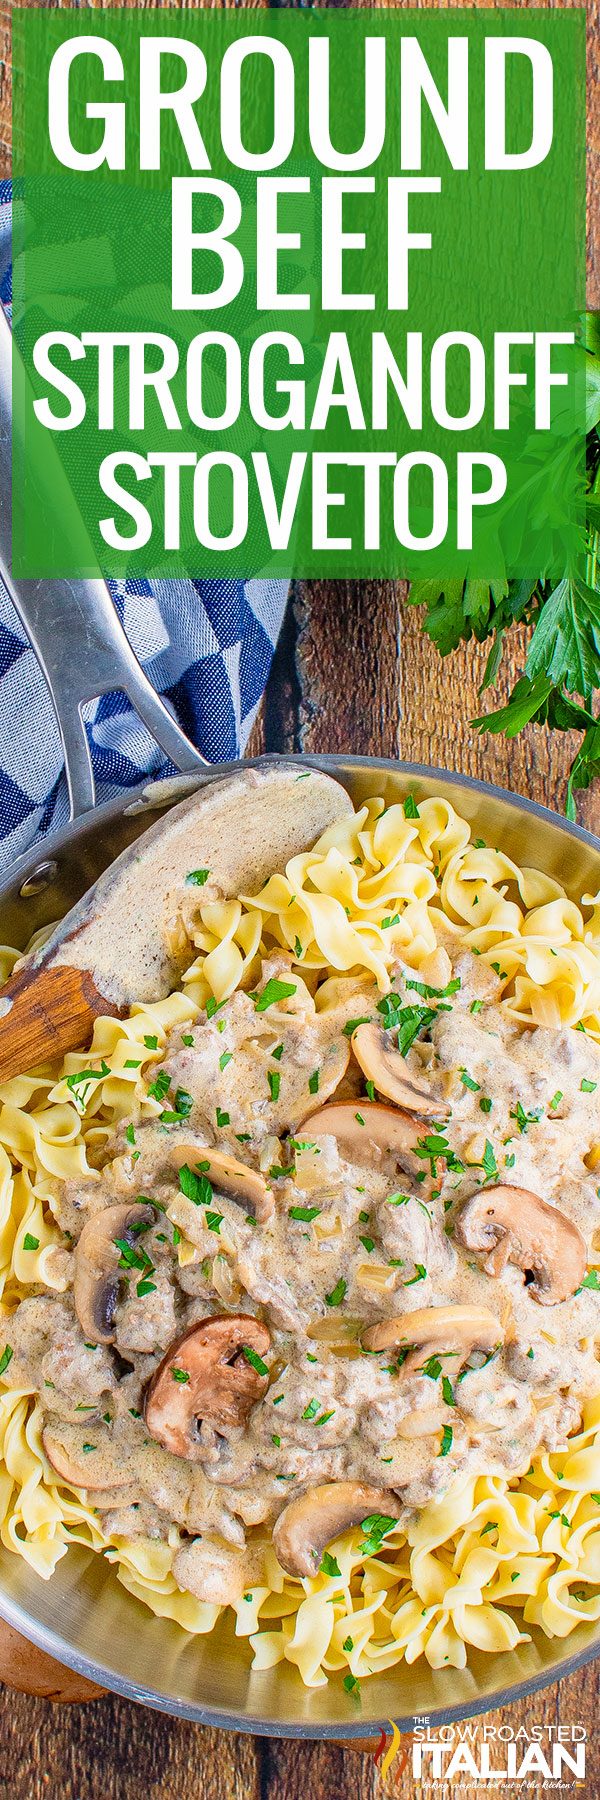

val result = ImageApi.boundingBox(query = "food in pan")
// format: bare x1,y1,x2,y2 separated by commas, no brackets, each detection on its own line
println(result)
0,790,599,1692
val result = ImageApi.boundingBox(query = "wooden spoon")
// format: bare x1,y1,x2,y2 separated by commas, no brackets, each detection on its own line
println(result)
0,1617,104,1700
0,765,351,1084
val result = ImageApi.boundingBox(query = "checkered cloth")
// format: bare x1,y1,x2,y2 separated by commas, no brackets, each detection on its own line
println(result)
0,184,289,871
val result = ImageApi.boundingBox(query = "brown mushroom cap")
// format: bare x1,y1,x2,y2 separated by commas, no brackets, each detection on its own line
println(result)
351,1021,450,1120
302,1099,422,1165
42,1427,132,1493
455,1184,587,1305
73,1201,156,1345
272,1481,403,1578
362,1303,503,1371
144,1313,271,1460
169,1144,273,1222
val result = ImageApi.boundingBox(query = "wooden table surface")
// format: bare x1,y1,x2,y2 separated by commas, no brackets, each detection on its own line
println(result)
0,0,599,1793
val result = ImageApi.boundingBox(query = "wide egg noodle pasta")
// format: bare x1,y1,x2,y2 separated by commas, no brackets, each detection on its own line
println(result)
0,793,598,1690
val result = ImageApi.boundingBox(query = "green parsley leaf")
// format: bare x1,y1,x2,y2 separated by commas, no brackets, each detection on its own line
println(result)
216,1107,230,1128
22,1233,39,1252
186,868,209,886
255,979,297,1012
0,1344,14,1378
179,1165,213,1207
219,1052,233,1072
289,1205,321,1222
171,1367,190,1383
320,1551,341,1578
143,1036,158,1050
308,1069,320,1095
325,1277,347,1307
403,793,419,819
439,1424,453,1457
343,1016,372,1037
581,1078,597,1093
268,1070,281,1103
241,1345,269,1378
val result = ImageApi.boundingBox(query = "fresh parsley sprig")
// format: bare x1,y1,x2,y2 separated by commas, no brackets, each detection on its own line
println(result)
408,319,600,817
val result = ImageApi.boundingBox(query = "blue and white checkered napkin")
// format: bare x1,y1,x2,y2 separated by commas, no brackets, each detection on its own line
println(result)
0,185,288,871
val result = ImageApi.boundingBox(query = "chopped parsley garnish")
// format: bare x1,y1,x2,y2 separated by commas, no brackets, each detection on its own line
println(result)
314,1410,335,1427
268,1071,281,1103
325,1277,347,1307
186,868,210,886
144,1035,158,1050
82,1444,96,1454
343,1635,354,1652
216,1107,230,1128
147,1069,171,1103
581,1268,600,1290
549,1091,563,1110
136,1278,156,1297
241,1345,269,1378
124,1059,141,1070
403,1263,427,1286
442,1376,455,1407
359,1514,398,1557
479,1096,492,1114
171,1367,190,1383
470,1000,483,1013
480,1139,499,1181
179,1165,213,1207
359,1235,375,1254
272,1044,284,1062
403,793,419,819
302,1399,319,1421
205,1210,224,1234
480,1520,498,1537
181,1034,194,1047
255,979,297,1012
289,1205,321,1222
321,1552,341,1578
581,1078,597,1093
460,1069,480,1092
510,1101,542,1134
114,1237,154,1275
308,1069,320,1095
420,1355,442,1380
206,996,226,1019
272,1434,281,1447
343,1016,371,1037
125,1124,136,1146
365,1080,375,1102
219,1052,233,1072
439,1424,453,1457
377,995,437,1055
405,976,461,1001
22,1233,39,1252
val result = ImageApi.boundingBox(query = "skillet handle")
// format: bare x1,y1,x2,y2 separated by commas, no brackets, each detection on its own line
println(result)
0,303,207,819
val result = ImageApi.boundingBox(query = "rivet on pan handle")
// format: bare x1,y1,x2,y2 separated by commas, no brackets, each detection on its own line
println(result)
0,301,208,819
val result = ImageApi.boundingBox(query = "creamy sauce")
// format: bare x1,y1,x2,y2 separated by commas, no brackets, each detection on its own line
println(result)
8,946,600,1607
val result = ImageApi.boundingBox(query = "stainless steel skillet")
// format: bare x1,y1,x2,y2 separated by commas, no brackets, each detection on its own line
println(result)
0,308,599,1732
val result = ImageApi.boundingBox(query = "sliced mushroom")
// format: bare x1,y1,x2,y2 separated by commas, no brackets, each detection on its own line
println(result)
455,1184,587,1305
169,1144,273,1222
42,1426,132,1492
302,1099,421,1166
272,1481,403,1578
145,1313,271,1460
351,1022,450,1119
362,1303,503,1372
73,1201,156,1345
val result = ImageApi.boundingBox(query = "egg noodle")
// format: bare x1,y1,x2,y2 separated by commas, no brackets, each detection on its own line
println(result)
0,794,599,1689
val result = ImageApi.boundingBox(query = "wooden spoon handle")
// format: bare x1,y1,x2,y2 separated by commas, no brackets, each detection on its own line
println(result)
0,962,118,1084
0,1618,104,1700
